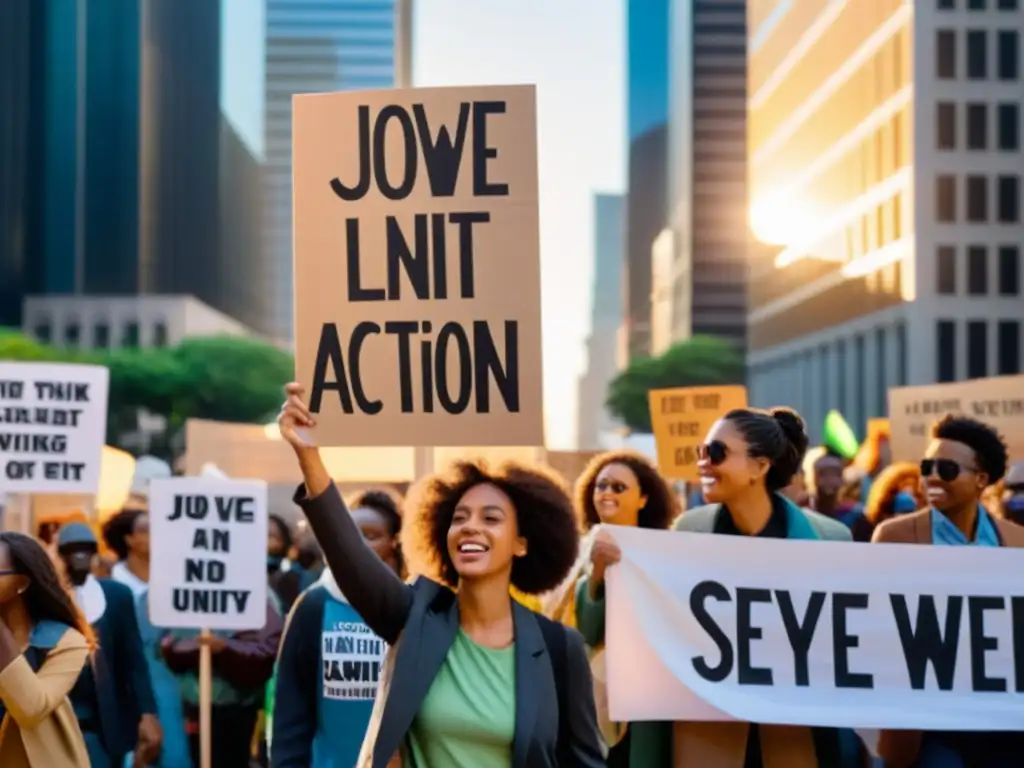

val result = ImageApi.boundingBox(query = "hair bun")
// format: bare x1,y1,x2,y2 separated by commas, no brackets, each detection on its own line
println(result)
771,407,809,456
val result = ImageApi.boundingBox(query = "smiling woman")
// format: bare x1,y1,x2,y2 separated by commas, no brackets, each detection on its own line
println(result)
276,382,604,768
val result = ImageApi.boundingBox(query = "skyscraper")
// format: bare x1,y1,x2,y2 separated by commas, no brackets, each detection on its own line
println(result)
746,0,1023,439
263,0,404,345
624,0,671,361
577,193,626,448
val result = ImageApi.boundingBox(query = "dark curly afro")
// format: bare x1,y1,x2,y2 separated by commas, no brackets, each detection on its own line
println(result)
575,450,679,531
404,459,579,595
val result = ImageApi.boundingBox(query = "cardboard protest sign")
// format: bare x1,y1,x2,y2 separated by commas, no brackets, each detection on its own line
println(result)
889,375,1024,462
603,525,1024,729
0,362,109,494
292,85,543,447
148,477,268,630
649,386,748,481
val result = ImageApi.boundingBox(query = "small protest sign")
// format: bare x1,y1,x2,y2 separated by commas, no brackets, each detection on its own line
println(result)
648,386,748,481
322,621,388,701
292,85,543,447
148,477,268,630
0,362,109,494
888,375,1024,462
603,525,1024,730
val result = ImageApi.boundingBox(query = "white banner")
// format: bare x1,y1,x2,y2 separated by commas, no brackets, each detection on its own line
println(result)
149,477,268,630
603,525,1024,731
0,362,109,494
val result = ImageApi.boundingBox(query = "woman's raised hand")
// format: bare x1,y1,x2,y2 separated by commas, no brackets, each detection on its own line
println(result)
278,383,318,452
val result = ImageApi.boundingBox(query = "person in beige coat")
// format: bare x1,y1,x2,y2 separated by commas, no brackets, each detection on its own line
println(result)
0,532,91,768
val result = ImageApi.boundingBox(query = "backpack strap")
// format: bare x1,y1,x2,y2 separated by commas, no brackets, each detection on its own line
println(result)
538,617,570,765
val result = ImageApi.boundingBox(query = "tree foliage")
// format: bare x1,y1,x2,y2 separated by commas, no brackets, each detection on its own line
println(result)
605,335,745,432
0,329,293,450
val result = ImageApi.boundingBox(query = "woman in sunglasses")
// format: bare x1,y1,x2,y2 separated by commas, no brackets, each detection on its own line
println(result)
542,451,677,766
871,414,1024,768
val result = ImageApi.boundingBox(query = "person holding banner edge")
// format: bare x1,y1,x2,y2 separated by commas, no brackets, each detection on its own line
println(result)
577,407,866,767
277,382,604,768
871,415,1024,768
543,450,679,766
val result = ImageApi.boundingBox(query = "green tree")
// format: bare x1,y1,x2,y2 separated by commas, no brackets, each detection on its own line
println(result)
605,335,745,432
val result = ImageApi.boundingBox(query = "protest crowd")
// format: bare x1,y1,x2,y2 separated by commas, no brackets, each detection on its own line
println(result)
3,85,1024,768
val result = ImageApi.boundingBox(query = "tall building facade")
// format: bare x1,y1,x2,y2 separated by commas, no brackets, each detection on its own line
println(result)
747,0,1023,441
577,194,626,449
1,0,270,338
624,0,671,360
263,0,403,344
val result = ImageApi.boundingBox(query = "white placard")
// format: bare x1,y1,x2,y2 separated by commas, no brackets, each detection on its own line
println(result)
603,525,1024,731
0,362,109,494
149,477,268,630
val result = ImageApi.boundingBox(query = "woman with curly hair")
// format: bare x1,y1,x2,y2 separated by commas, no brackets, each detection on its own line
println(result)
277,383,603,768
851,461,923,542
0,532,92,767
541,450,677,764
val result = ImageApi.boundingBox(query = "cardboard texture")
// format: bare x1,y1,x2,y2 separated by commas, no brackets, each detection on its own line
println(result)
292,85,543,447
888,375,1024,462
648,386,749,481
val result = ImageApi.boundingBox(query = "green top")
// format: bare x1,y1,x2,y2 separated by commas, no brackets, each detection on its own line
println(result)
403,629,516,768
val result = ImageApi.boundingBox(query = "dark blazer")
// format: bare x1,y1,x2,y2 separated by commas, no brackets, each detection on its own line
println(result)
89,579,158,759
296,482,605,768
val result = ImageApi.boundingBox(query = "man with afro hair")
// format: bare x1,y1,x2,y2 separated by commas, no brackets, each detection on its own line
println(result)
872,413,1024,766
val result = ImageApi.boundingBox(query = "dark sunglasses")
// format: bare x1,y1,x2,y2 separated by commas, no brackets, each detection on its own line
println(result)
697,440,729,466
595,480,630,494
920,458,975,483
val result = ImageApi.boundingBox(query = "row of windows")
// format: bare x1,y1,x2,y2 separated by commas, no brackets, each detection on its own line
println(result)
936,101,1020,150
33,320,167,349
936,29,1020,81
935,244,1021,295
936,319,1021,382
935,173,1021,222
938,0,1019,9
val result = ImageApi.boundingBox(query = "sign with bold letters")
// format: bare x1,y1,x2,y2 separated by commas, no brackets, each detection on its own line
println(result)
148,477,268,630
602,525,1024,729
292,85,543,447
0,362,109,494
648,385,748,481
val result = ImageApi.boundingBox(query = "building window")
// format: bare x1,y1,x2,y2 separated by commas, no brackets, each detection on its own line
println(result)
936,175,957,221
153,323,168,348
967,321,988,378
937,103,956,149
999,245,1020,294
122,322,140,348
937,245,957,294
34,323,51,344
967,175,988,222
937,320,957,382
969,0,986,7
854,335,866,433
937,30,957,79
94,323,110,348
837,339,848,415
966,103,987,149
967,30,988,79
998,0,1019,9
998,103,1020,150
875,328,887,418
967,245,989,294
64,323,80,347
998,31,1019,80
998,320,1021,374
998,175,1020,222
895,322,908,387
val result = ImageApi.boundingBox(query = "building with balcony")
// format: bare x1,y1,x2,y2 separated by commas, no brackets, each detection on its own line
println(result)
747,0,1023,441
